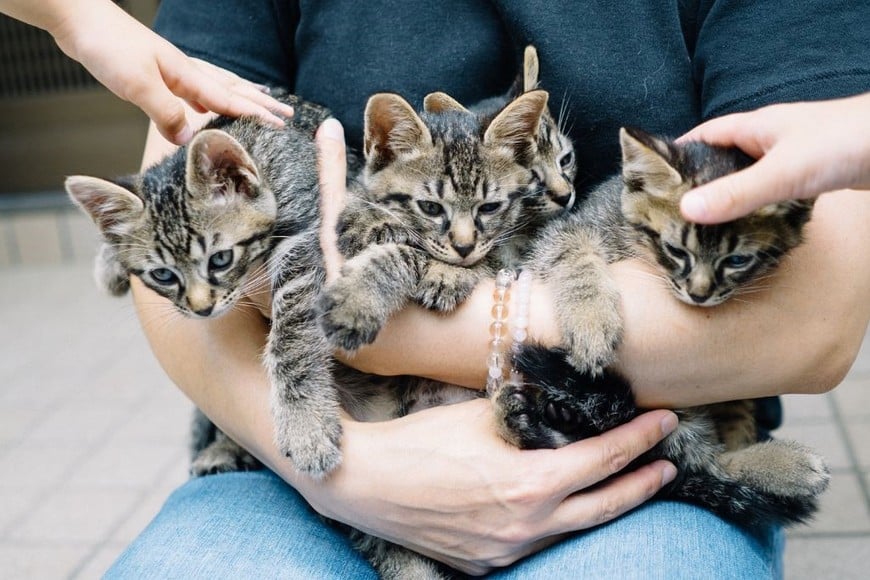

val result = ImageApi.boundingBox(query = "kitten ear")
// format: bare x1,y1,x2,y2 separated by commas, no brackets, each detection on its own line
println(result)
423,92,469,114
484,89,548,159
185,129,261,202
522,45,540,92
364,93,432,171
620,127,683,198
65,175,144,237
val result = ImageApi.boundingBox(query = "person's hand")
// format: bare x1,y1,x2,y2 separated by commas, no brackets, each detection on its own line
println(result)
43,0,294,144
679,92,870,224
294,399,678,575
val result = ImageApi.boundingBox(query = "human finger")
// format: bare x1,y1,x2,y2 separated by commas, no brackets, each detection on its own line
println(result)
551,409,677,495
159,53,293,131
549,459,676,535
316,118,349,284
188,57,295,119
679,152,808,223
124,74,194,145
677,112,768,159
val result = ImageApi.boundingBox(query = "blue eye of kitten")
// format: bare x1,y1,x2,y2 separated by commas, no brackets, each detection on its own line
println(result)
559,150,574,169
724,254,752,268
209,250,233,270
417,201,444,217
477,202,502,215
151,268,177,285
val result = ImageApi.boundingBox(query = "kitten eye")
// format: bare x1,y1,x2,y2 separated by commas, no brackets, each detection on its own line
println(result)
477,202,503,215
150,268,178,285
417,201,445,217
558,150,574,169
663,242,689,260
723,254,753,269
209,250,234,271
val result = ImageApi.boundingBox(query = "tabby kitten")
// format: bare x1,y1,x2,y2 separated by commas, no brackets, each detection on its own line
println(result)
317,89,552,351
66,95,356,479
494,127,828,527
457,45,577,218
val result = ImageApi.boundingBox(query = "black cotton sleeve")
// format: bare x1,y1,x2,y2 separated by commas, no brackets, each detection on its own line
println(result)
693,0,870,119
152,0,297,89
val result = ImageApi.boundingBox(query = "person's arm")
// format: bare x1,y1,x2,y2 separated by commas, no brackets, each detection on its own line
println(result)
335,167,870,409
678,93,870,224
0,0,293,144
133,115,677,575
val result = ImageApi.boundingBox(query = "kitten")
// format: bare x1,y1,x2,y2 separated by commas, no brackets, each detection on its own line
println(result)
453,45,577,218
66,94,357,479
492,127,828,527
317,89,552,351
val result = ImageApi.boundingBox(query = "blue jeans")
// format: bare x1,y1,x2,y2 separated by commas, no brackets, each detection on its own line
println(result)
107,470,783,579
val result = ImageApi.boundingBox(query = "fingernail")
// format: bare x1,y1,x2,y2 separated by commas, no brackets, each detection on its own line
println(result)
174,124,194,145
661,463,678,485
318,118,344,142
661,412,678,436
680,192,707,221
255,84,271,94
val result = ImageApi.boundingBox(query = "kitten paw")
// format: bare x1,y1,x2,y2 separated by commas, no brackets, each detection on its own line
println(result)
492,383,576,449
190,445,262,477
721,440,831,499
563,311,622,376
275,417,344,479
317,285,385,351
415,262,479,311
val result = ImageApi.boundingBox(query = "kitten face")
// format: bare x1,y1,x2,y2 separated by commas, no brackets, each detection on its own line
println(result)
525,112,576,218
364,92,548,266
619,127,814,307
66,129,277,318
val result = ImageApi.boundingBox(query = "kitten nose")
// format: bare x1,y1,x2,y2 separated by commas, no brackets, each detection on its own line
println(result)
193,305,214,317
553,192,574,208
452,243,474,258
688,293,709,304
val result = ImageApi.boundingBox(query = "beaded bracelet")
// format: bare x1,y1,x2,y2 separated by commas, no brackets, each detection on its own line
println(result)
486,268,532,395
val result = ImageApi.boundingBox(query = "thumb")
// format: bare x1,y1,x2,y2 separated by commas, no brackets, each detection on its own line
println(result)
680,154,802,223
316,118,348,283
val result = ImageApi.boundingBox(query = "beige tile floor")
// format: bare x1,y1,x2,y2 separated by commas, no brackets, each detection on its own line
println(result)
0,207,868,579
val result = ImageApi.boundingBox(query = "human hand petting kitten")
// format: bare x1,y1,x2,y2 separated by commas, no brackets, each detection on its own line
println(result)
680,92,870,223
0,0,294,145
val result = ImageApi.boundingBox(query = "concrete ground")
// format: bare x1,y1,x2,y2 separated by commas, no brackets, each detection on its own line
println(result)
1,206,868,578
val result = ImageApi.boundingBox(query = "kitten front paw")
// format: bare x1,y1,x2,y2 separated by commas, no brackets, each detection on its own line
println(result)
492,383,578,449
722,440,831,499
317,282,386,351
273,409,344,479
415,262,479,311
561,304,623,375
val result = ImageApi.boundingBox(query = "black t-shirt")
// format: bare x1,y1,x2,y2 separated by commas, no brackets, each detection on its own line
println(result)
153,0,870,433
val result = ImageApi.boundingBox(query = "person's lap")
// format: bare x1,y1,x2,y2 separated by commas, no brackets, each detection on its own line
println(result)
106,470,783,579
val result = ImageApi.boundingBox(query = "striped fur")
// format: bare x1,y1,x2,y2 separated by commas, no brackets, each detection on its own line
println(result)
318,90,552,352
492,127,827,529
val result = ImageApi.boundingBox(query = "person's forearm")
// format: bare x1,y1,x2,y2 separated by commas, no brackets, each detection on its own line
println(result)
356,190,870,407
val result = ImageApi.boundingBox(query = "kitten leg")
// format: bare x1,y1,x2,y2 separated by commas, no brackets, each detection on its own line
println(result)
705,400,758,451
415,261,491,312
267,266,344,478
719,439,830,501
317,243,427,351
495,345,637,449
527,227,622,375
191,429,263,476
